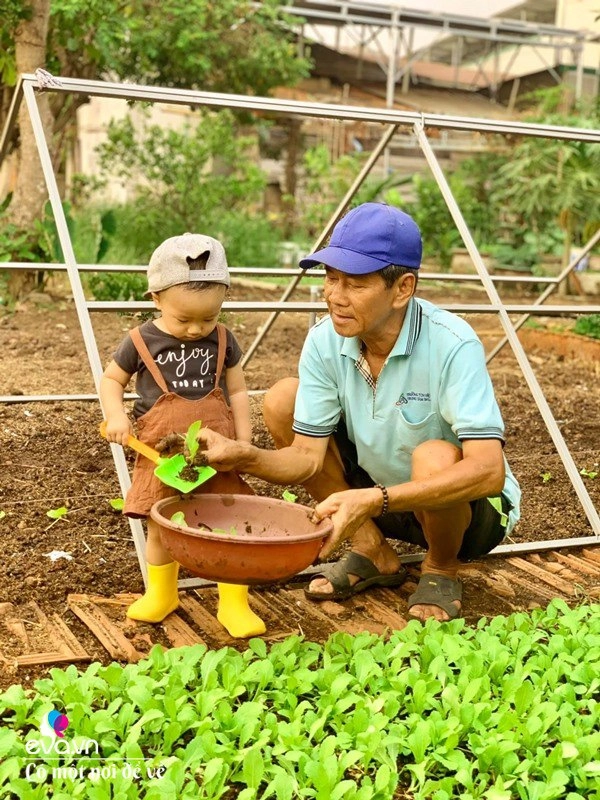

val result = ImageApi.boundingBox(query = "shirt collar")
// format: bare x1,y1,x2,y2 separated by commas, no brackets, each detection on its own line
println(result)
340,297,422,361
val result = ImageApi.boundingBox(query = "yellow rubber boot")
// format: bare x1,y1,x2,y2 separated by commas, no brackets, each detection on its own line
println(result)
127,562,179,623
217,583,266,638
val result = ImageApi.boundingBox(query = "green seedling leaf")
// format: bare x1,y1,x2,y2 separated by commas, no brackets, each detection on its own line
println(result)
540,471,553,483
46,506,68,520
580,467,598,479
282,490,298,503
170,511,187,526
109,498,124,511
184,419,203,463
211,526,238,536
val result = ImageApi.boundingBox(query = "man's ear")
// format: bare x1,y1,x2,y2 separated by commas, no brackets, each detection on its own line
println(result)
392,273,416,308
150,291,161,309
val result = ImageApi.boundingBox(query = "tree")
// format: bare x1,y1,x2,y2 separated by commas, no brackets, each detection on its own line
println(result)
96,110,266,235
0,0,311,294
490,89,600,268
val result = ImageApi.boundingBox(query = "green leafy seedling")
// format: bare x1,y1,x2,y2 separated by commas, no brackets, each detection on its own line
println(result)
211,526,238,536
540,471,553,483
580,467,598,479
184,419,203,463
46,506,68,520
109,498,124,511
170,511,187,526
282,490,298,503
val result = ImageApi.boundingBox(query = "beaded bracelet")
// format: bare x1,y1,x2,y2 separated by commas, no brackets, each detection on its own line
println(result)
374,483,389,517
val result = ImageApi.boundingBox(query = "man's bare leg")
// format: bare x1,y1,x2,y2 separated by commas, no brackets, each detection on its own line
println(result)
409,440,471,622
263,378,401,594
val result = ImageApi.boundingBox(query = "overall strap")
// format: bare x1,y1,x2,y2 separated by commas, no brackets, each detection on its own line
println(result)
129,327,169,393
214,323,228,387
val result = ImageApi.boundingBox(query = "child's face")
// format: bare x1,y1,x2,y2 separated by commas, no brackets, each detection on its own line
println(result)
151,283,227,340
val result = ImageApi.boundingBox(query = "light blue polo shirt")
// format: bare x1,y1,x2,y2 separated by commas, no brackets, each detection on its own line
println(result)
293,297,521,533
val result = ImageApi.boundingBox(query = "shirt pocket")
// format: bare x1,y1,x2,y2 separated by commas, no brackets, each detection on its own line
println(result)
396,410,443,455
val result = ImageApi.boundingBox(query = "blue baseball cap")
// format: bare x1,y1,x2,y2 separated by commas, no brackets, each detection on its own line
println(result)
299,202,422,273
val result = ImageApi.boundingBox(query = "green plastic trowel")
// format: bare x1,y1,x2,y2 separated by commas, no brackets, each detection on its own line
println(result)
100,421,216,493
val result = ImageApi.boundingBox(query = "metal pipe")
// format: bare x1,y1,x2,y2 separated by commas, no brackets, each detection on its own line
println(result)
86,300,600,314
0,389,267,404
277,1,584,40
0,261,560,283
22,81,148,584
414,118,600,537
178,531,600,588
241,122,399,367
17,74,600,143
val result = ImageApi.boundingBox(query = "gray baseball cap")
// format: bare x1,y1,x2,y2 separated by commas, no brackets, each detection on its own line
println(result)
146,232,230,294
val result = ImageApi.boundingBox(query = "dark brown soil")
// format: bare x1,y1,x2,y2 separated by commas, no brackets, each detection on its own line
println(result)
1,279,599,690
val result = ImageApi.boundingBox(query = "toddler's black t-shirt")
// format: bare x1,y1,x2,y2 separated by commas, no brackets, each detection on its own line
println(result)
113,320,242,418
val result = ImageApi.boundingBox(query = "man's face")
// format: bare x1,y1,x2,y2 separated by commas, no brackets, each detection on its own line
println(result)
322,267,410,339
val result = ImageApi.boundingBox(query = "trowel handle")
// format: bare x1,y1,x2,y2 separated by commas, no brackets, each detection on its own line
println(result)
99,421,161,465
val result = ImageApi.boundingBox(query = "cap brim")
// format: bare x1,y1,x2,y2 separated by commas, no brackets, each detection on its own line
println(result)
299,245,389,274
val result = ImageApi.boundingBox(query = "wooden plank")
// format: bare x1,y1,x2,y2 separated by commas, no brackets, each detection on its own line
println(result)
336,616,388,636
0,604,30,648
506,557,574,595
242,592,297,639
180,593,233,646
551,552,600,577
71,593,134,607
314,599,351,618
271,590,339,633
498,570,558,603
377,587,409,607
582,548,600,566
28,602,65,652
67,597,143,662
161,613,206,648
15,651,90,667
50,614,90,660
480,572,516,598
356,595,407,630
395,580,419,597
0,602,90,666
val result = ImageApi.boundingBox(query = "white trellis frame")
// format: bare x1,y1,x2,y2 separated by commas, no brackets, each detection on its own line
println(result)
1,72,599,586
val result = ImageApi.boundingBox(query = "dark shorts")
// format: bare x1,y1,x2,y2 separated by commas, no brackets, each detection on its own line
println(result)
333,420,510,561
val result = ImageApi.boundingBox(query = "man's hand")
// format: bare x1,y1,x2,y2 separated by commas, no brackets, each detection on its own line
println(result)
312,487,382,559
195,427,244,472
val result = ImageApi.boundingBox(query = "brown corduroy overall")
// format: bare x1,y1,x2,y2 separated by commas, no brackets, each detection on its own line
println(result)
123,323,252,519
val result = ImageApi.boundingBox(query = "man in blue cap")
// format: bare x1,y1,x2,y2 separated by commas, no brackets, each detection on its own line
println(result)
196,203,520,622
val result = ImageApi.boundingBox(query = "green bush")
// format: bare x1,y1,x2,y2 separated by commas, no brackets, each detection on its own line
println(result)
573,314,600,340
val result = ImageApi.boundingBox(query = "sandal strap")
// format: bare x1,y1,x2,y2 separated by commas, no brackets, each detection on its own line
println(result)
408,573,462,618
321,552,383,593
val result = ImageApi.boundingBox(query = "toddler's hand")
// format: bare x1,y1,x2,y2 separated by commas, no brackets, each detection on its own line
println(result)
103,413,132,446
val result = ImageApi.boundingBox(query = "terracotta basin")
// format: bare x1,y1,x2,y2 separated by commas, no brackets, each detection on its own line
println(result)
150,493,332,585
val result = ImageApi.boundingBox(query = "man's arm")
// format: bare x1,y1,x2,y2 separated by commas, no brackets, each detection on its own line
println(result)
196,427,329,485
312,438,505,547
